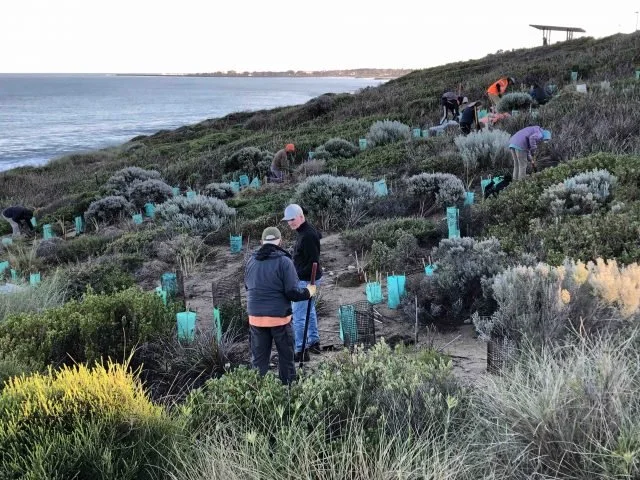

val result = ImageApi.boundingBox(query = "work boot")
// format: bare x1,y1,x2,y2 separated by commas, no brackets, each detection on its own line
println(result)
308,342,321,354
294,350,310,362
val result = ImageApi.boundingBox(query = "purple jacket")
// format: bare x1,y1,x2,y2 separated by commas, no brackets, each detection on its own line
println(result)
509,126,545,153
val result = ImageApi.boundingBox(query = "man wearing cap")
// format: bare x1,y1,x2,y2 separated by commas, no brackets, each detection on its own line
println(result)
508,126,552,180
282,203,323,360
270,143,295,183
245,226,317,385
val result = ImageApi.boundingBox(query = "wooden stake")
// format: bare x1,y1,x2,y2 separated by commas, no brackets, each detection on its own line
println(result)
414,295,419,345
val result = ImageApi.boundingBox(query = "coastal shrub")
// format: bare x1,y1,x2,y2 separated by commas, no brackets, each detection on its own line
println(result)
292,159,327,179
127,178,173,209
202,182,235,200
342,217,441,251
84,195,135,226
496,92,534,113
62,259,135,300
105,227,166,256
367,240,393,274
292,174,375,230
540,168,617,217
454,130,511,184
410,237,507,324
0,361,177,480
314,138,359,160
406,173,465,216
155,195,236,236
222,147,272,177
0,287,175,367
102,166,162,196
365,119,411,147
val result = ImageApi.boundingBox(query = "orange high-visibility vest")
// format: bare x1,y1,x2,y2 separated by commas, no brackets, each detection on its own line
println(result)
487,78,509,95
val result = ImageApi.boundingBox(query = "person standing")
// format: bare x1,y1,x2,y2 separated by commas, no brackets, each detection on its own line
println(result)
1,205,34,237
270,143,296,182
508,126,551,180
487,77,515,109
282,203,323,360
245,226,316,385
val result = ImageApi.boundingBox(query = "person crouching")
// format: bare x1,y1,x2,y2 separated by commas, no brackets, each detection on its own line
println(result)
244,226,317,385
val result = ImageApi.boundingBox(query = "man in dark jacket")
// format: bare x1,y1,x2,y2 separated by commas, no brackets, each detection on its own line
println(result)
282,203,323,359
459,101,482,135
2,205,34,237
245,226,316,385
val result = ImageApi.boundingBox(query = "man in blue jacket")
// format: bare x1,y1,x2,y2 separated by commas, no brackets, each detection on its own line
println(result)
245,226,316,385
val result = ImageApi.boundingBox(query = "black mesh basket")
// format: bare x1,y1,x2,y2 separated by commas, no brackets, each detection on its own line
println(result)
487,335,518,374
338,301,376,350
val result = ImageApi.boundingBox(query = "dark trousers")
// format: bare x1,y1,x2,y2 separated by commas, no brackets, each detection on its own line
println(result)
250,322,296,385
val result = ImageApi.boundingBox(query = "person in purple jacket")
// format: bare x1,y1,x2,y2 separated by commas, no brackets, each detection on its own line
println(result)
508,126,551,180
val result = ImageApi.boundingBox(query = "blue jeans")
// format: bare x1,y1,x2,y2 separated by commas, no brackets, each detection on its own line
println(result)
292,279,320,352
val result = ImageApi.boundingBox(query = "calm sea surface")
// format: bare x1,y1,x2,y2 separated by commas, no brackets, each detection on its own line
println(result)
0,74,383,172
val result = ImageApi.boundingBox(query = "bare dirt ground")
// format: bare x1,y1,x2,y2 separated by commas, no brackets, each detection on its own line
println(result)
181,232,487,383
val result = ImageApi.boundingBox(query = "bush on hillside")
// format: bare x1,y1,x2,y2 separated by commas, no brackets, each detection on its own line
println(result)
202,182,235,200
406,173,465,215
127,179,173,209
102,167,162,196
342,217,441,251
292,175,375,230
540,168,617,217
314,138,359,160
496,92,534,113
454,130,511,185
84,195,135,226
222,147,272,177
155,195,235,236
63,259,136,300
365,119,411,147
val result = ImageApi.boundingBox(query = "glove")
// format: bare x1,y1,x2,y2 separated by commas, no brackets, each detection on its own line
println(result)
305,285,317,297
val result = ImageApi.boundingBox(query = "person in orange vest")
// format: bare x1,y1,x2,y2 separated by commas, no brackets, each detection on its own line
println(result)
270,143,295,182
487,77,515,109
245,226,317,384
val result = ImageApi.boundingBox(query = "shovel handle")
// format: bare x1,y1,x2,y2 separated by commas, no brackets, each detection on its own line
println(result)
309,263,318,286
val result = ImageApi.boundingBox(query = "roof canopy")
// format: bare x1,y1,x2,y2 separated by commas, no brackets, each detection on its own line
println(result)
530,24,586,44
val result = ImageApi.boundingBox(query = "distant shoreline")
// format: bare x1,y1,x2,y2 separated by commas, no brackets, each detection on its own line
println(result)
114,71,407,80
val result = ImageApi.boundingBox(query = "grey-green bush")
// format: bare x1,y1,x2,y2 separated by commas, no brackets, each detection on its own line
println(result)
314,138,359,160
222,147,272,177
540,168,617,217
127,179,173,208
84,196,135,225
454,130,511,184
496,92,534,113
366,119,411,147
102,167,162,196
156,195,236,235
203,182,235,200
406,173,465,215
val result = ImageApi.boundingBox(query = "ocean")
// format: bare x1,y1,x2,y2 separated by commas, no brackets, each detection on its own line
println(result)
0,74,383,173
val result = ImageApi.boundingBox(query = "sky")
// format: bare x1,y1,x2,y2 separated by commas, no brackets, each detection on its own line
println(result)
1,0,638,73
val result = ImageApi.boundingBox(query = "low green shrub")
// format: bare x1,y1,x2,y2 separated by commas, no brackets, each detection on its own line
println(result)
314,138,359,159
222,147,272,178
127,179,173,209
406,173,465,215
63,259,136,300
496,92,534,113
342,217,441,251
454,129,511,185
203,182,235,200
540,168,617,217
365,119,411,147
85,195,135,226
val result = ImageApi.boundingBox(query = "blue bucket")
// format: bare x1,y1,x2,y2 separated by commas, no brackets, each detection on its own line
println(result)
177,311,196,341
230,235,242,254
43,224,53,240
365,282,383,304
359,138,367,150
144,203,155,218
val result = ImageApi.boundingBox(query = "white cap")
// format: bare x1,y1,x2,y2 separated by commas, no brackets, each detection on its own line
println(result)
282,203,304,221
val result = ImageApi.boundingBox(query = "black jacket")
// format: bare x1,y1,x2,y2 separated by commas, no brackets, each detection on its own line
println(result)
293,221,322,281
2,206,34,229
245,244,311,318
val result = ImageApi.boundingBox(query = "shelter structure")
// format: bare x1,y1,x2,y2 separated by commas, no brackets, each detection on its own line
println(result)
529,24,586,45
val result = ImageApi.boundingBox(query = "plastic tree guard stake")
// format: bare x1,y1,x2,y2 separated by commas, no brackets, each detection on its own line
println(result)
230,181,240,193
338,305,357,343
387,275,406,309
570,71,578,82
230,235,243,254
424,264,437,276
359,138,367,150
481,178,492,195
144,203,155,218
249,177,261,189
239,174,250,188
132,214,143,225
29,272,41,286
373,179,388,196
2,238,12,247
412,128,421,138
365,282,383,304
172,187,180,196
478,109,488,119
155,286,168,306
74,216,84,233
0,261,8,276
421,129,429,138
161,272,177,297
464,192,475,205
186,190,196,199
42,224,53,240
30,217,37,227
213,307,222,343
308,151,315,160
176,311,196,341
10,269,18,282
447,207,460,239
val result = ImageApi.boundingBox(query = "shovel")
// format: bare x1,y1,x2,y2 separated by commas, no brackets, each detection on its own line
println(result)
298,262,318,369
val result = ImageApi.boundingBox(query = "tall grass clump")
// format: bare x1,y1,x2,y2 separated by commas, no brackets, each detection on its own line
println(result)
0,271,66,322
365,119,411,147
156,195,236,235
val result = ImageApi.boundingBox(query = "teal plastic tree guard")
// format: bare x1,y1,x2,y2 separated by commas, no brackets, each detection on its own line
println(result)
511,110,519,117
213,307,222,343
172,187,180,196
30,217,37,227
359,138,367,150
230,235,243,253
412,128,421,138
249,177,261,189
373,179,388,196
144,203,155,218
447,207,460,239
308,151,315,160
570,71,578,82
29,272,41,286
338,305,357,343
478,109,488,119
0,261,9,276
132,214,143,225
424,264,437,276
636,71,640,80
74,216,84,234
531,110,539,118
230,181,240,193
42,224,53,240
1,238,12,247
365,282,383,304
481,178,492,196
155,286,168,306
177,311,196,341
239,174,250,188
161,272,177,297
10,269,18,282
387,275,406,309
464,192,475,205
421,129,429,138
186,190,196,199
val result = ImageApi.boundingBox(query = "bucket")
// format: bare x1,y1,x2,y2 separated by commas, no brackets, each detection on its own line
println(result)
132,214,143,225
29,272,41,286
144,203,155,218
176,311,196,341
230,235,242,254
74,216,84,233
359,138,367,150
